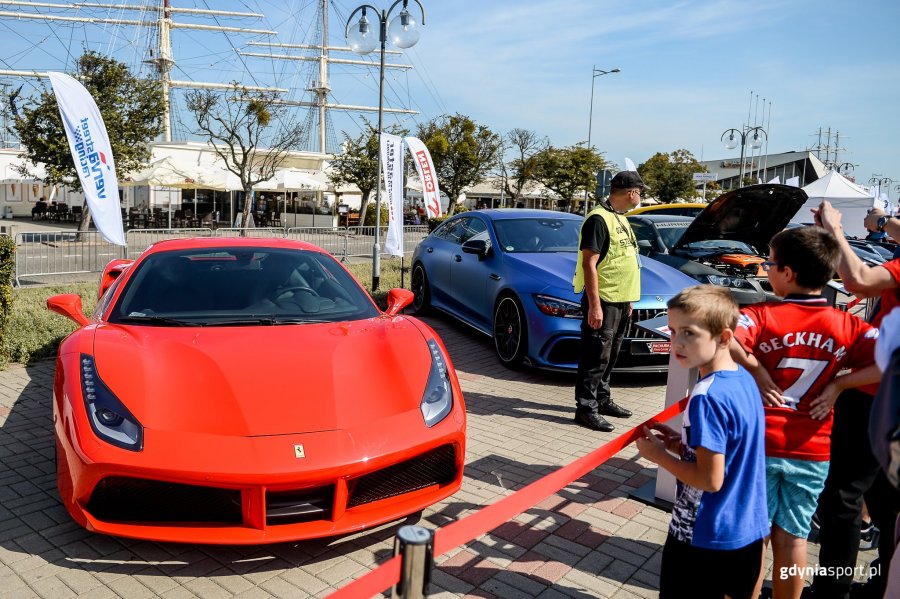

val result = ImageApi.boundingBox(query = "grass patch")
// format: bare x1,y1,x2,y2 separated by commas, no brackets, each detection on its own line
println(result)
1,258,412,368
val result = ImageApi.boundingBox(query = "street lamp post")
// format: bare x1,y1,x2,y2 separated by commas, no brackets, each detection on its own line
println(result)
721,126,767,188
345,0,425,291
872,177,894,202
833,162,856,176
584,66,619,215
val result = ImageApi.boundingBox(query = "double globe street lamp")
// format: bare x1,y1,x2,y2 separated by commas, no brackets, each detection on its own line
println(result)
721,126,767,188
345,0,426,290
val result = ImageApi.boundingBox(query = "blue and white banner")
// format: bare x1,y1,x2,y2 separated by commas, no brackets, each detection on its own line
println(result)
49,72,125,246
405,136,442,219
381,133,405,257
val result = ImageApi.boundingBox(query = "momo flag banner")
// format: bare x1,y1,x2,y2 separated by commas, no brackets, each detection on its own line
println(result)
381,132,405,257
405,136,442,218
48,72,125,246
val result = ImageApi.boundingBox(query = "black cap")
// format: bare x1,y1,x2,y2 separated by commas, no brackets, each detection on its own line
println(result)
610,170,646,189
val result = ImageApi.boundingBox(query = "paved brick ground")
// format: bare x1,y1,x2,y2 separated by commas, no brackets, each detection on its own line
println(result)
0,312,877,598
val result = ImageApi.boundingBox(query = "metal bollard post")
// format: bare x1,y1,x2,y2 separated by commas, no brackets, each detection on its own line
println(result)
391,525,433,599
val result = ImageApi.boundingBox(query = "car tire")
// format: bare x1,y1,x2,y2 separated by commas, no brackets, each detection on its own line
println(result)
411,263,431,314
493,294,527,368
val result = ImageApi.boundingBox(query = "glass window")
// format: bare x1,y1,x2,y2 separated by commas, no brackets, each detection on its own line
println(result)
109,248,379,325
493,218,581,253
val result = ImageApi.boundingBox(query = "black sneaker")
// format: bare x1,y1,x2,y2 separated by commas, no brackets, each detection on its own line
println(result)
596,400,632,419
859,522,879,551
574,411,614,432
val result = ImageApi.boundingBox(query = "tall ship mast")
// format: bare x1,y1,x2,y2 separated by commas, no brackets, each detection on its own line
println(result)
0,0,419,153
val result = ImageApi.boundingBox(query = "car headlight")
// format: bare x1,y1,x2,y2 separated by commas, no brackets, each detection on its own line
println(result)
533,294,582,318
421,339,453,427
80,354,143,451
706,274,748,289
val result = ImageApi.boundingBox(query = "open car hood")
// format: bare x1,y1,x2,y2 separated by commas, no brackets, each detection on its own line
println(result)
673,184,808,254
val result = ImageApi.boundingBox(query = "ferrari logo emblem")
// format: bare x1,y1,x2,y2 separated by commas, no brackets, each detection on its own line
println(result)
294,444,305,458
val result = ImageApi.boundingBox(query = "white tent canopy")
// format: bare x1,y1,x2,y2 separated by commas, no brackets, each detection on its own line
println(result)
276,169,327,191
125,156,233,191
794,170,876,238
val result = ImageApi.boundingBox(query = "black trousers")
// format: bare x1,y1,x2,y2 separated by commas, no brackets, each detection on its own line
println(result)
660,535,764,599
812,388,900,598
574,296,630,414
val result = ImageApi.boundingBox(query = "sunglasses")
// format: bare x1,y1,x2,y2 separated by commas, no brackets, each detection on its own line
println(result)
761,261,778,272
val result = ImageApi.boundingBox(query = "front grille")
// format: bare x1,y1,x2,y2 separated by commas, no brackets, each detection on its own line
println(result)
87,477,242,524
628,309,668,340
347,444,456,509
266,486,334,526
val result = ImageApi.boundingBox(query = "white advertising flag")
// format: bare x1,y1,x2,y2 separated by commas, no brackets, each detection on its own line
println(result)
381,133,405,257
48,72,125,246
405,136,442,218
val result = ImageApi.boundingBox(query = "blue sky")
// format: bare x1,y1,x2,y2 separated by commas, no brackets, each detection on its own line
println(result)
3,0,898,196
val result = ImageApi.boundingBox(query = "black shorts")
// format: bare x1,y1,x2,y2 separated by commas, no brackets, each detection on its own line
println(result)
659,534,764,599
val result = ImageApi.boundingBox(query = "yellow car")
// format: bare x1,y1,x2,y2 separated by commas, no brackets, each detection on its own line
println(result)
626,202,707,217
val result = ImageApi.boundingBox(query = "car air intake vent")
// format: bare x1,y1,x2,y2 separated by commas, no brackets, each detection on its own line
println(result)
547,338,580,365
628,309,668,339
265,487,334,525
347,444,456,509
87,477,242,523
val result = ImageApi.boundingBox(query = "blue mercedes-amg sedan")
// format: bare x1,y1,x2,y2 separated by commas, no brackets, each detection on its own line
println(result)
410,209,698,372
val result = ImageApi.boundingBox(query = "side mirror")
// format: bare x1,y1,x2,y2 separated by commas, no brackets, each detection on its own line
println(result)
637,239,654,254
385,288,414,316
47,294,90,327
461,238,490,258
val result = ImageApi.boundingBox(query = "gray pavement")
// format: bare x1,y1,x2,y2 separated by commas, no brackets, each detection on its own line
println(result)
0,311,877,598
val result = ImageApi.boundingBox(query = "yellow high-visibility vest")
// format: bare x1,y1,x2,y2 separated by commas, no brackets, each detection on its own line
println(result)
573,205,641,302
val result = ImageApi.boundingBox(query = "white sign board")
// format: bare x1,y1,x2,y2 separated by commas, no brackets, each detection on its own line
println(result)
692,172,718,182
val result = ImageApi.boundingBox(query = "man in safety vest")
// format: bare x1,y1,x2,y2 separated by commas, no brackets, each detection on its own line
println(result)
573,170,645,432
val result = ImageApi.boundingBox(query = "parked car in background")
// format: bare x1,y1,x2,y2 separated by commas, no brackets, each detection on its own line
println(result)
410,209,698,372
626,202,707,217
47,237,465,544
627,184,808,304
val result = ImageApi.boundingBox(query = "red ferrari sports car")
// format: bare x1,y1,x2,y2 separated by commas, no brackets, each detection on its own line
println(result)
47,237,466,544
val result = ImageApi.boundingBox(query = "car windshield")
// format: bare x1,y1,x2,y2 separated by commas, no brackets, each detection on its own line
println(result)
108,247,380,326
656,223,755,253
493,218,581,253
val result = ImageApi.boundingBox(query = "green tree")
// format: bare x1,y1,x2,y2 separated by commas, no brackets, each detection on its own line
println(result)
7,50,165,231
534,143,610,212
328,121,407,226
503,128,549,205
637,149,707,204
186,84,305,228
417,114,502,215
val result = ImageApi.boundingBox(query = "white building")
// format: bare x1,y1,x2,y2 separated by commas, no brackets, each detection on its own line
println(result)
0,142,346,228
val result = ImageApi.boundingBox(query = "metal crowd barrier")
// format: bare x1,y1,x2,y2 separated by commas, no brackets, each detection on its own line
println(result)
285,227,348,256
214,227,287,239
13,225,430,286
14,230,125,286
125,228,214,259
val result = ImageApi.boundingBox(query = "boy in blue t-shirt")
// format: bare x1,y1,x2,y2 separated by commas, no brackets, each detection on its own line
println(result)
637,285,769,599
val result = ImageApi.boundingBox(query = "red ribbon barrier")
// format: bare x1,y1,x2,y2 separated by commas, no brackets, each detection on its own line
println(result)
847,297,861,309
327,397,689,599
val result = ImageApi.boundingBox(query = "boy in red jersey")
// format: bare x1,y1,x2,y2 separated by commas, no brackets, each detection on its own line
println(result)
731,226,881,599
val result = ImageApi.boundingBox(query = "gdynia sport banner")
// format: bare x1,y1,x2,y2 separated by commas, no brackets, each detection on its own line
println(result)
48,72,125,246
405,136,442,219
381,133,405,258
